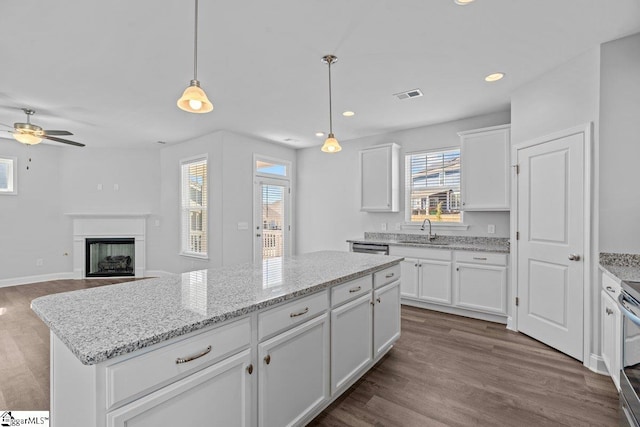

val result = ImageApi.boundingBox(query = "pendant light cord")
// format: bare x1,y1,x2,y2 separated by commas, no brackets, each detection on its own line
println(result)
193,0,199,81
328,59,333,134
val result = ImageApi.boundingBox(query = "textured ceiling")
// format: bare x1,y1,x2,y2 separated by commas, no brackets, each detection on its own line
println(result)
1,0,639,149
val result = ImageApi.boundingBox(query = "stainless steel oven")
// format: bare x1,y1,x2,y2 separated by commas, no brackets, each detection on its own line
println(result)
618,281,640,426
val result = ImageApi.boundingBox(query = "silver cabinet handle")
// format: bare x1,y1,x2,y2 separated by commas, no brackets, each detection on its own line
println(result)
290,307,309,318
568,254,581,261
606,308,613,315
606,286,615,293
376,297,381,304
385,273,395,278
176,345,212,364
349,286,362,293
473,257,487,261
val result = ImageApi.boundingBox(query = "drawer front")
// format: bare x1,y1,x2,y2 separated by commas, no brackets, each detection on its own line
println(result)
455,251,507,266
259,290,329,341
331,275,373,307
106,317,251,410
389,246,452,261
602,271,621,299
373,264,401,289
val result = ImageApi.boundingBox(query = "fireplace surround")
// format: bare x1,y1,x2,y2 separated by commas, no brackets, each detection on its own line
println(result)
68,213,148,278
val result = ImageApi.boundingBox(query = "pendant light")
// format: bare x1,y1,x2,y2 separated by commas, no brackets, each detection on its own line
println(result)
177,0,213,113
321,55,342,153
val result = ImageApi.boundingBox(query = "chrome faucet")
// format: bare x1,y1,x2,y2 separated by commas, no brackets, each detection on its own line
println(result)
420,218,436,240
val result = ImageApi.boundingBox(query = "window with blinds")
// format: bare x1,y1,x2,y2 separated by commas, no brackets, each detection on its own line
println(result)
405,148,461,223
0,157,17,195
181,157,208,257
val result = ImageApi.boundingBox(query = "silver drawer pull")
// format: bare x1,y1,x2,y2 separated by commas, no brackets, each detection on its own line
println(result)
290,307,309,318
349,286,362,293
385,273,395,278
176,345,212,364
473,257,488,261
606,286,615,293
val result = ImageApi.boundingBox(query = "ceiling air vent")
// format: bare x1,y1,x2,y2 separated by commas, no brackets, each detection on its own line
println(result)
394,89,423,100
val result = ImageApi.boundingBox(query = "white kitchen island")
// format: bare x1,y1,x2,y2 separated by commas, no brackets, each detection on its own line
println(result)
31,251,402,427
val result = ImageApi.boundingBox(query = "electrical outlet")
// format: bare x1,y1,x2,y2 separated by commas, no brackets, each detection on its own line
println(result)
381,223,387,231
113,184,119,191
36,258,43,267
488,224,496,234
154,220,161,227
395,223,402,231
97,184,103,191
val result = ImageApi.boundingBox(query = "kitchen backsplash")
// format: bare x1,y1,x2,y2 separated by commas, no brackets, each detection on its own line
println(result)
600,252,640,268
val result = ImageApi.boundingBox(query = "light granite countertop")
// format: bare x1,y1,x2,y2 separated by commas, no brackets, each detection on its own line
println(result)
347,232,510,254
599,252,640,283
31,251,402,365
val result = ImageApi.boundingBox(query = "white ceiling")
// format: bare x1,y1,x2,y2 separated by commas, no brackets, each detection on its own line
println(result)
1,0,639,150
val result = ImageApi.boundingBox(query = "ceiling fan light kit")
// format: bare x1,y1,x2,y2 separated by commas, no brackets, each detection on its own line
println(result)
321,54,342,153
177,0,213,114
13,131,43,145
1,108,85,147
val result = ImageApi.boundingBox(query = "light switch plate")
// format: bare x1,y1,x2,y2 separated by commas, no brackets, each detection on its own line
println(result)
381,223,387,231
488,224,495,234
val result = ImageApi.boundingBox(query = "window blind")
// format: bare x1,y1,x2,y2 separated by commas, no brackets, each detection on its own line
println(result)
0,157,16,194
181,157,208,256
405,149,461,223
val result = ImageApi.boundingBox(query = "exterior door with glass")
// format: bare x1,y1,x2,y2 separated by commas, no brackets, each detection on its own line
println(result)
255,179,290,263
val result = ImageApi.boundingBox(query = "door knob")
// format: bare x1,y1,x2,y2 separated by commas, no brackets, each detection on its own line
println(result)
568,254,581,261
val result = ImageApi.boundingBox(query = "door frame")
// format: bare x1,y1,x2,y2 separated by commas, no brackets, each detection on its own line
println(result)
509,123,592,367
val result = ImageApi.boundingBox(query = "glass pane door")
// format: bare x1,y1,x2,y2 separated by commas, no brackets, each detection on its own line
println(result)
255,180,290,263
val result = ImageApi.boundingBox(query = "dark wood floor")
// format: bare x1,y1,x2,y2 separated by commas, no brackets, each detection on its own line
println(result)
1,280,619,426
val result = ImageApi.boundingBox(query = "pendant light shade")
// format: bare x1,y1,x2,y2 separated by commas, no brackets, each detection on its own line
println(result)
177,0,213,114
321,55,341,153
177,80,213,113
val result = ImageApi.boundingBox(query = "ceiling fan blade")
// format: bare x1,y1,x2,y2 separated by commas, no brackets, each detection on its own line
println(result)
44,130,73,136
0,123,14,129
43,135,85,147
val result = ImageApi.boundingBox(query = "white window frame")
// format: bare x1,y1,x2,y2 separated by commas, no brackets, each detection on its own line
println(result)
0,156,17,195
180,155,208,259
404,147,468,230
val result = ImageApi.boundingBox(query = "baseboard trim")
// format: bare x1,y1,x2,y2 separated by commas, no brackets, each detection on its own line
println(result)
588,353,609,375
0,272,76,288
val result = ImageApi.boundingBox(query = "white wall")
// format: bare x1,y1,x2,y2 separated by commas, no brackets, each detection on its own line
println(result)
599,32,640,253
296,110,511,255
510,47,601,364
158,130,296,273
0,143,68,281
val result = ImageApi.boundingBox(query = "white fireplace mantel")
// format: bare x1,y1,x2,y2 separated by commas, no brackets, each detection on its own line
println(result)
67,213,149,278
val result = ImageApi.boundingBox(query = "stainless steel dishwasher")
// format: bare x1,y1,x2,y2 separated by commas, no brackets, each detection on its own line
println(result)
351,242,389,255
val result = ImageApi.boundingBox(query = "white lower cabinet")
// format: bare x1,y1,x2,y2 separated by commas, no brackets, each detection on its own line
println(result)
399,258,419,297
374,281,401,357
331,293,373,393
454,262,507,315
601,271,622,390
258,313,330,427
106,349,253,427
419,260,452,304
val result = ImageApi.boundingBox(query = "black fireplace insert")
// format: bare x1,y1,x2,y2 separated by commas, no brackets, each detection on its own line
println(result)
85,238,135,277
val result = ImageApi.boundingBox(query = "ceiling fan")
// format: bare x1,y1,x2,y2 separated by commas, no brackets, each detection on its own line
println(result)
1,108,85,147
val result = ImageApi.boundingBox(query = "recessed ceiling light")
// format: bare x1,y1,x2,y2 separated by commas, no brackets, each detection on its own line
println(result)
454,0,475,5
315,132,325,137
342,111,355,117
485,72,505,82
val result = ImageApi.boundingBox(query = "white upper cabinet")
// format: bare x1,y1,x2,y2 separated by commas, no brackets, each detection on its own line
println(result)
360,143,400,212
459,124,511,211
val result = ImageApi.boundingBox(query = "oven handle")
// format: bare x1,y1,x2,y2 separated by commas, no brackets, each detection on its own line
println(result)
619,292,640,327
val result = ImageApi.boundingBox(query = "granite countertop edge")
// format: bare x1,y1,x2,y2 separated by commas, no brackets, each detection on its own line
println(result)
32,255,403,365
599,252,640,283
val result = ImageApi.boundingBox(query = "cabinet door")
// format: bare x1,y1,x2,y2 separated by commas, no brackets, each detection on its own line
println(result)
419,259,452,304
460,125,510,211
331,293,373,394
454,263,507,314
107,349,253,427
360,144,399,212
258,313,329,427
374,281,401,358
602,290,621,390
399,258,419,298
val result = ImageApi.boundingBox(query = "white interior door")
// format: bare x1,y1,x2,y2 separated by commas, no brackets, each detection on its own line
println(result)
254,179,290,264
516,128,586,361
